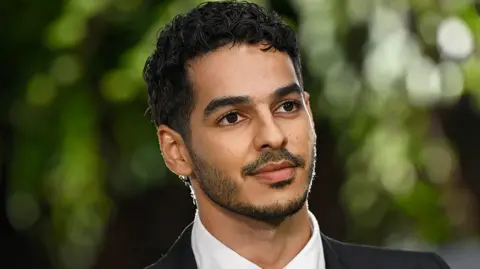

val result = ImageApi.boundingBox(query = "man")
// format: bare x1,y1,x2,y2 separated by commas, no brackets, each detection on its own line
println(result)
142,1,451,268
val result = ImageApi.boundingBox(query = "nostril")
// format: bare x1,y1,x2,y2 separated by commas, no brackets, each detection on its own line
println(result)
260,144,271,150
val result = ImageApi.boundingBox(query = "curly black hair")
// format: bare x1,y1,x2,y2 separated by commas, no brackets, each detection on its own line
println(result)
143,0,302,141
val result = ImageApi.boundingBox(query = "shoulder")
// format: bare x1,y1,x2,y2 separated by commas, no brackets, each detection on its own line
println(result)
144,241,184,269
144,246,178,269
144,255,171,269
323,236,450,269
144,223,196,269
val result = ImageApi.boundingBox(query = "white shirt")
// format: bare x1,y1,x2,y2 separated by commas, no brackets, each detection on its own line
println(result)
191,211,326,269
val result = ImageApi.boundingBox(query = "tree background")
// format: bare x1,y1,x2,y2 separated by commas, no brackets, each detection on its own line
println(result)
1,0,479,268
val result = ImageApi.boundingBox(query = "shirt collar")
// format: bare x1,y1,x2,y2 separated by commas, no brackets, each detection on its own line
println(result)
191,211,325,269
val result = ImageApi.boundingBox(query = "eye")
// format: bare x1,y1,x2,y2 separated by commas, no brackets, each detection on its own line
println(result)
217,112,245,126
276,100,301,113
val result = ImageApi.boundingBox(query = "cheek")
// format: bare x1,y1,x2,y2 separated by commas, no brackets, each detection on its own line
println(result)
192,133,247,172
285,119,315,157
287,118,313,141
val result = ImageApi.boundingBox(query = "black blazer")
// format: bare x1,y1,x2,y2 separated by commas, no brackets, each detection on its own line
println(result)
146,223,451,269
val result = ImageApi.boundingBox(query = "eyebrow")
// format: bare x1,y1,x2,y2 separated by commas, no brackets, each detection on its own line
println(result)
203,83,302,118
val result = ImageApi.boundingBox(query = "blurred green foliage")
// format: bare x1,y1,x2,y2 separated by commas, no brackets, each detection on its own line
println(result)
2,0,479,268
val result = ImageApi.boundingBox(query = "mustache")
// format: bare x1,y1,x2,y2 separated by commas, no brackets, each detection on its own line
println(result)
241,148,306,176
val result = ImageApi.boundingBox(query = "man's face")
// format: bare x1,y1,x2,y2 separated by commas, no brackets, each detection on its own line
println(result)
186,44,316,221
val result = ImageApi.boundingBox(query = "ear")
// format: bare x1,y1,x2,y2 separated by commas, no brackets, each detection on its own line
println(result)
302,91,310,105
302,91,313,112
157,125,193,178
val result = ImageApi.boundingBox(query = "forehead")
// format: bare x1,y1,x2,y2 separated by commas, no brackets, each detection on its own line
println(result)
187,44,299,103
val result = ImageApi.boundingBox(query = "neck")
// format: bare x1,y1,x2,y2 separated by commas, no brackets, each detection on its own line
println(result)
196,196,312,269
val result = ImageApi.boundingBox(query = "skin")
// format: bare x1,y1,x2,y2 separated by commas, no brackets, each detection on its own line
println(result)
157,43,317,269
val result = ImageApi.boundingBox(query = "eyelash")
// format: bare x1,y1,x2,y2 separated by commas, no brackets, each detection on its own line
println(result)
216,100,303,125
277,100,302,113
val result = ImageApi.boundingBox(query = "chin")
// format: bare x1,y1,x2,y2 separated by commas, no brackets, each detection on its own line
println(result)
257,198,307,221
225,187,309,222
257,191,307,210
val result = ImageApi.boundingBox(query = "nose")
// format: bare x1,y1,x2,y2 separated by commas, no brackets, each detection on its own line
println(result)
253,114,288,151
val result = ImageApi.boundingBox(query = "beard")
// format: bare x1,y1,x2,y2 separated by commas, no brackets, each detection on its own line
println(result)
188,145,317,222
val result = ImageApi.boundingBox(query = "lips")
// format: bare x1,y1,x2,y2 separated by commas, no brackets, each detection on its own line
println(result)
253,161,295,174
251,161,296,182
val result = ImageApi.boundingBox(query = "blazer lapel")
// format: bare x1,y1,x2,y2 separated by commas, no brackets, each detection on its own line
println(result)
322,233,348,269
159,222,197,269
